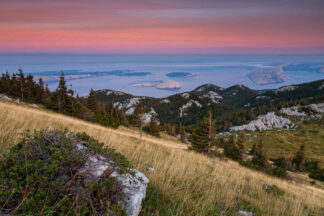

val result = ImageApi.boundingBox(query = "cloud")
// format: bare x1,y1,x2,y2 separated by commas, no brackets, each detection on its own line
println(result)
1,0,324,53
133,80,182,91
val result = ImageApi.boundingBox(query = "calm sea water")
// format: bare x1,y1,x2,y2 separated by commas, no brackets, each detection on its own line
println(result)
0,54,323,97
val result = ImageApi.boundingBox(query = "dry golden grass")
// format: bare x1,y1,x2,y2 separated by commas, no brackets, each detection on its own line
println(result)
1,100,324,216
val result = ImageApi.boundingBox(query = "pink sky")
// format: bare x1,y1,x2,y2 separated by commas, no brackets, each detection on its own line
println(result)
1,0,324,53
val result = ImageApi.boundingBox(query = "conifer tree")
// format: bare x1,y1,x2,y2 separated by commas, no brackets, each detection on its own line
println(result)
237,131,246,161
87,89,97,113
133,106,145,139
178,123,187,143
18,69,24,101
36,78,45,103
57,72,68,112
293,145,305,170
252,140,269,170
190,110,216,153
26,74,35,101
148,115,160,137
224,132,240,160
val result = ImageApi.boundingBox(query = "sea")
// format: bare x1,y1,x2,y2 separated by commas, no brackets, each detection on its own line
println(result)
0,53,323,97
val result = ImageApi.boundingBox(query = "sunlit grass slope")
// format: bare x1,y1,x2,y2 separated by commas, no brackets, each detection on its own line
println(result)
0,100,323,216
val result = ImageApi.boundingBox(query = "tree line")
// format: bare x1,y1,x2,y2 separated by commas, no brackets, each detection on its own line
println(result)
0,70,160,137
188,109,323,181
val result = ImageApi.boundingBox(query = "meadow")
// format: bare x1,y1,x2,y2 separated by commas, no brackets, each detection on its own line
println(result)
0,100,323,216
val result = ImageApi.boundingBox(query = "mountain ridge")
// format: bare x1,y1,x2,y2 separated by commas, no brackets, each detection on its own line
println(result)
94,79,324,126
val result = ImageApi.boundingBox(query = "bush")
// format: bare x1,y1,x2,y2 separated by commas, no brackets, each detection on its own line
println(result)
264,184,285,197
269,167,287,178
0,129,130,215
239,160,261,171
309,169,324,182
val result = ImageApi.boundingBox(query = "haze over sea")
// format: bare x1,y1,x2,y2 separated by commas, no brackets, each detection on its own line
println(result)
1,53,324,97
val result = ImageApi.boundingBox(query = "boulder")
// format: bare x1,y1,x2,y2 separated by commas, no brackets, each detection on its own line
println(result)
78,143,149,216
238,210,255,216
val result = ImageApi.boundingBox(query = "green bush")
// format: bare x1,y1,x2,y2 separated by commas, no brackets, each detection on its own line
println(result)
264,184,285,197
309,169,324,182
239,160,261,171
269,167,287,178
0,129,130,215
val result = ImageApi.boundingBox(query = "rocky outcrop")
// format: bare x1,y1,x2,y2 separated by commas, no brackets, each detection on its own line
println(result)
0,94,39,108
203,91,223,103
231,112,295,132
280,104,323,121
280,106,307,117
140,108,159,124
179,100,202,117
308,103,324,113
78,143,149,216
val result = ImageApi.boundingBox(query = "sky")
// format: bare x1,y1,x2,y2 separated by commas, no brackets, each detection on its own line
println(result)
0,0,324,54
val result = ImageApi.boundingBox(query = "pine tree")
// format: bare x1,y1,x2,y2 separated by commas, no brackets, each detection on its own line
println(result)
250,143,256,155
65,86,74,115
224,120,229,131
57,72,68,113
178,123,187,143
237,131,246,161
224,132,240,160
26,74,35,101
190,110,216,153
18,69,25,101
293,145,305,170
36,78,45,103
252,140,269,170
133,106,145,139
148,115,160,137
87,89,97,113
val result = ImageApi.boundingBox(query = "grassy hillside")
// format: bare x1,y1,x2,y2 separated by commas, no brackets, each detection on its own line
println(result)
239,119,324,168
0,100,324,216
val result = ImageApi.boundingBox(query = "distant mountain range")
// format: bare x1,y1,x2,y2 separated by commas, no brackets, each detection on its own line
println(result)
94,79,324,126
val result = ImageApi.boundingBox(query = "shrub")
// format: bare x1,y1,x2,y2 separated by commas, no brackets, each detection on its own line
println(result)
309,169,324,182
269,167,287,178
264,184,285,197
239,160,261,171
0,129,130,215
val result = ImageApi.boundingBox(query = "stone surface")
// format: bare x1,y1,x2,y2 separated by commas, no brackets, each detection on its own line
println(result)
179,100,202,117
203,91,223,103
280,106,307,117
146,167,155,172
308,103,324,113
78,144,149,216
238,210,255,216
230,112,295,132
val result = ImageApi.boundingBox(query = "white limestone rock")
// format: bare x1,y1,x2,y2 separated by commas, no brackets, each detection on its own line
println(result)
181,92,190,99
230,112,295,132
125,107,136,115
160,98,170,104
274,85,297,94
280,106,307,117
103,90,125,96
308,103,324,113
203,91,223,103
78,144,149,216
141,108,159,124
146,167,155,172
115,98,141,110
179,100,202,117
0,94,13,101
238,210,255,216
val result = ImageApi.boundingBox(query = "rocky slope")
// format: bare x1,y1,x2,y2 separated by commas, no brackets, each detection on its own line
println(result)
94,79,324,126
